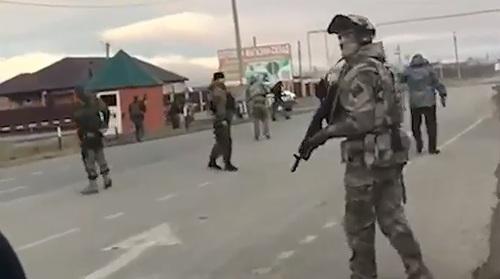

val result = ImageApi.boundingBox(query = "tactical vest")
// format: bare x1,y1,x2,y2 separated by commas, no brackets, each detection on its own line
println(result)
333,58,409,168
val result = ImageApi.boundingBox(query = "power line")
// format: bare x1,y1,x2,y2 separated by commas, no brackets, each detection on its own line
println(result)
0,0,168,8
377,8,500,26
307,8,500,33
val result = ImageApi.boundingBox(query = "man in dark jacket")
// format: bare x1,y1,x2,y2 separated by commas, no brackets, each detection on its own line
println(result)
271,81,290,121
207,72,238,171
74,88,112,195
402,54,447,154
129,95,147,142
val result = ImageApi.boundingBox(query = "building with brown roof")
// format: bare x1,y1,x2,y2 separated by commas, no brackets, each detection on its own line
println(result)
0,51,188,135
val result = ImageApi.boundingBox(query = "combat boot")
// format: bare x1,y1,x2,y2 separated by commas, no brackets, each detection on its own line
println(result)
103,174,113,190
429,149,441,155
407,263,434,279
208,160,222,170
81,180,99,195
225,163,239,172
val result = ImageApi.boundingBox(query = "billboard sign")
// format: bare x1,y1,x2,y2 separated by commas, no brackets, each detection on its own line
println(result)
217,43,293,85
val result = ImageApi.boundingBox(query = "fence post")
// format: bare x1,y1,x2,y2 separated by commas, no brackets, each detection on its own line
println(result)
57,125,62,150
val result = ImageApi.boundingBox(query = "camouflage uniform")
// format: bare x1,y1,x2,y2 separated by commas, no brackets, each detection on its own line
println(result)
246,76,271,140
74,94,112,194
208,74,238,171
300,14,432,279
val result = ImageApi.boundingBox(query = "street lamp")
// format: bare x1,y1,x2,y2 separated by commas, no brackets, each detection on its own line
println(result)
231,0,244,85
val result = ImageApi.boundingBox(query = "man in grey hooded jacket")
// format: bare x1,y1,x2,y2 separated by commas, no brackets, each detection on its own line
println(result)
402,54,447,154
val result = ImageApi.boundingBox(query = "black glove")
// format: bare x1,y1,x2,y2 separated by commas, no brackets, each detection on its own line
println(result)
298,138,314,160
440,96,447,107
298,130,329,160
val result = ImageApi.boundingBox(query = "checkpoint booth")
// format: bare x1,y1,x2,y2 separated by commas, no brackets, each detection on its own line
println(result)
85,50,165,137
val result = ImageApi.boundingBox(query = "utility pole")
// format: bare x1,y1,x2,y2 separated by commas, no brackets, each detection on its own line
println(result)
395,44,402,67
231,0,244,85
453,32,462,79
307,32,313,72
324,33,330,67
298,40,304,97
298,40,303,78
105,42,110,59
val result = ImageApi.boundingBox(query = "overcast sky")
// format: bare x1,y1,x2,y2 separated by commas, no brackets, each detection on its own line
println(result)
1,0,500,85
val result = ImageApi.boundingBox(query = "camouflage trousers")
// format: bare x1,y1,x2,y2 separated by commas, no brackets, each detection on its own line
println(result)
343,163,431,279
81,147,110,181
209,122,232,165
252,106,270,140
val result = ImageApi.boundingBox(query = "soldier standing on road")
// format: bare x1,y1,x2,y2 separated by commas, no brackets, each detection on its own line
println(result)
129,95,147,142
207,72,238,172
401,54,447,154
247,74,271,141
74,88,113,195
297,14,433,279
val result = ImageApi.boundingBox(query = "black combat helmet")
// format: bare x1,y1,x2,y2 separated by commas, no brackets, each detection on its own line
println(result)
213,72,225,81
328,14,376,44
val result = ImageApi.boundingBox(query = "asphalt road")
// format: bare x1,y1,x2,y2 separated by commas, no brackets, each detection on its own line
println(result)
0,84,497,279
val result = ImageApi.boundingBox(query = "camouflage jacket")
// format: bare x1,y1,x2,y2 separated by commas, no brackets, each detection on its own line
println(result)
208,81,232,123
402,56,447,108
73,97,110,148
246,80,268,109
319,42,391,139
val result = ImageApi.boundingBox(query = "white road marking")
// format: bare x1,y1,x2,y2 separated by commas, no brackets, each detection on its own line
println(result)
408,116,489,166
156,193,177,202
16,228,80,252
0,186,26,195
197,182,212,188
438,116,487,149
252,267,273,275
31,171,43,176
104,212,124,220
0,178,15,183
276,250,295,261
86,223,181,279
299,235,317,245
323,221,338,229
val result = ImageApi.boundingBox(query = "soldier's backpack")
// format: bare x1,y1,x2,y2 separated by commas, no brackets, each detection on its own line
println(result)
368,59,404,130
363,59,409,167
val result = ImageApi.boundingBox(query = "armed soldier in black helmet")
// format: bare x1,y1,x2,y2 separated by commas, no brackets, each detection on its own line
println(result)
297,14,433,279
74,88,112,195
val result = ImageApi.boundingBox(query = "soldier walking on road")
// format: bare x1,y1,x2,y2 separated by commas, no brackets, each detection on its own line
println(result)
297,14,433,279
247,74,271,141
129,95,147,142
74,88,113,195
271,81,290,121
207,72,238,172
401,54,447,154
